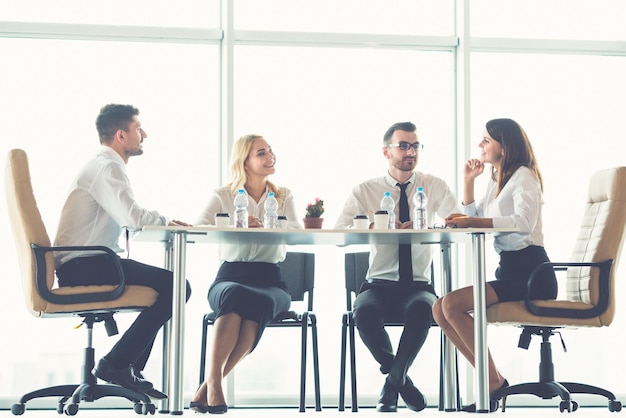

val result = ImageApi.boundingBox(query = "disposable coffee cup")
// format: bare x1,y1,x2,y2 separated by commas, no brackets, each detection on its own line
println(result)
373,210,389,230
215,213,230,228
353,215,370,230
278,215,288,228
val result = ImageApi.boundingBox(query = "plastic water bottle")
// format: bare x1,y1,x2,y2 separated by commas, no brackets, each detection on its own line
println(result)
264,191,279,229
380,191,396,229
234,189,248,228
413,186,428,229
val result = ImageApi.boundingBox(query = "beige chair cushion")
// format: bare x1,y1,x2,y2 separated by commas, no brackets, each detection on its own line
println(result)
6,148,158,318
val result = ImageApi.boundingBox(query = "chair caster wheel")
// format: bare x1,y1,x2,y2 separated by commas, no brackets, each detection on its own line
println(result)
11,403,25,416
134,403,156,415
609,400,622,412
64,403,79,416
559,400,573,413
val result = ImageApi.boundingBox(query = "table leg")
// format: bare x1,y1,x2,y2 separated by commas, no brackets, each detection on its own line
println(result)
471,233,489,413
159,240,173,414
439,242,459,411
169,231,187,415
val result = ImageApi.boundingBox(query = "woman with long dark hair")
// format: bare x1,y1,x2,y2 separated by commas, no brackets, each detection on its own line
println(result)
432,118,558,412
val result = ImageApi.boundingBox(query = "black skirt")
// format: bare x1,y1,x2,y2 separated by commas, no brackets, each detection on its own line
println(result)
489,245,558,302
208,261,291,350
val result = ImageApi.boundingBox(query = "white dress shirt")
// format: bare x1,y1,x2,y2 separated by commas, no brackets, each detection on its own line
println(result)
463,166,545,253
335,171,461,282
54,146,167,268
196,186,301,263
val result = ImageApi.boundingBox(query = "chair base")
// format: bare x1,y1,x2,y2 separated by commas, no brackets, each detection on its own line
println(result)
496,381,622,413
12,383,154,416
493,327,623,413
11,315,155,416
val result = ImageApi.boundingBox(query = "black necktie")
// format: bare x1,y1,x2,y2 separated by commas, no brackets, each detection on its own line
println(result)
397,182,412,284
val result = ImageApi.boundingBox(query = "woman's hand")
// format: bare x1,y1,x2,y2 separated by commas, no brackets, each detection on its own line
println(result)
445,213,470,228
248,215,263,228
464,158,484,181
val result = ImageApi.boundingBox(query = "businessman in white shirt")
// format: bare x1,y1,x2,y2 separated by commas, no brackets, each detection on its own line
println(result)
335,121,460,412
54,104,191,398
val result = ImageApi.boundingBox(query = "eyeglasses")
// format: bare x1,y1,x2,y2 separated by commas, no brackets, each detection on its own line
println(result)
387,141,424,152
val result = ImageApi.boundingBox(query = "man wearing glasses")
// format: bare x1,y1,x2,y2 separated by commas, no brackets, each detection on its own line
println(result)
335,121,460,412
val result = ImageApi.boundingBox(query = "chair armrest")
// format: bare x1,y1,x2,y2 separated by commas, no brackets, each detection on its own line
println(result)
32,244,127,305
525,259,614,319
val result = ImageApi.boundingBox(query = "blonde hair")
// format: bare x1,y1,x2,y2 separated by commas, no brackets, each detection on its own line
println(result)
227,134,284,203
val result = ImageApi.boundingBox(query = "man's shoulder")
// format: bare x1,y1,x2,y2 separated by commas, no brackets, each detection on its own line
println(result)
353,175,387,189
417,171,451,187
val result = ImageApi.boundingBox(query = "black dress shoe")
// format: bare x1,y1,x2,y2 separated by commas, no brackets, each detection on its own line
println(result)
399,376,427,412
376,380,399,412
132,367,168,399
93,358,154,393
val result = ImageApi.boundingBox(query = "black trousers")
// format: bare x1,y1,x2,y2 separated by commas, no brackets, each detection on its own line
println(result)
353,280,437,388
56,254,192,372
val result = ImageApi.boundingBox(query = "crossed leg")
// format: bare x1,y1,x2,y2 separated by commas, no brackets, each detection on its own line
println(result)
192,312,259,407
432,284,507,393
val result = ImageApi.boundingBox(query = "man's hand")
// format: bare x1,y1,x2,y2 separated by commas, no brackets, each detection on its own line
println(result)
168,219,192,227
396,220,413,229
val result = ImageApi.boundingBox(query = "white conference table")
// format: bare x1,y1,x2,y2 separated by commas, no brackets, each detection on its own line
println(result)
135,226,517,414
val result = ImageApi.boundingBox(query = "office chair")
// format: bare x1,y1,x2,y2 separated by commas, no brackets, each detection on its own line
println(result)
6,149,160,416
338,252,459,412
487,166,626,413
198,252,321,412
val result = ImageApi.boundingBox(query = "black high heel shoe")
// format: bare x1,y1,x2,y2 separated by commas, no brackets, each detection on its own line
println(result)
460,379,509,413
189,402,228,414
189,401,209,414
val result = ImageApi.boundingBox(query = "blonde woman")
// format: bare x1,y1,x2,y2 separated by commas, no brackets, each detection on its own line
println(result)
190,134,300,414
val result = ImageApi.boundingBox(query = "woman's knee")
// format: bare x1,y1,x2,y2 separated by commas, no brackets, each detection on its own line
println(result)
432,298,445,323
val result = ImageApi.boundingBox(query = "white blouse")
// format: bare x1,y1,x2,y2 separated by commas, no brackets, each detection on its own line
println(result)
463,166,546,253
196,186,301,263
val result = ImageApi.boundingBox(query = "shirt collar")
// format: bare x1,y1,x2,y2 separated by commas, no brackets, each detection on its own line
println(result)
99,145,126,165
384,171,417,188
